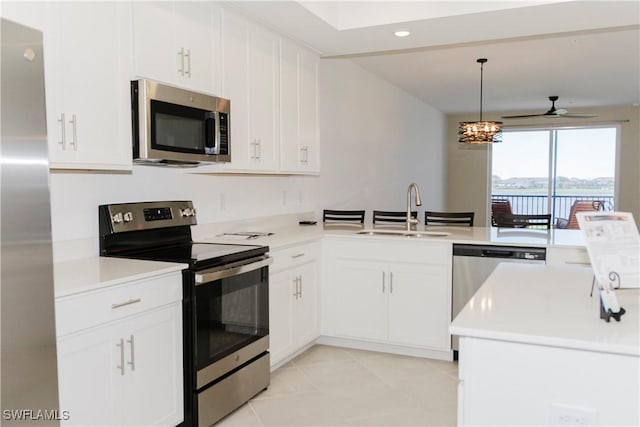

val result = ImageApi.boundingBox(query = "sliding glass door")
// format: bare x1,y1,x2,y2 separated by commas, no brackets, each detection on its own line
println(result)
491,126,617,226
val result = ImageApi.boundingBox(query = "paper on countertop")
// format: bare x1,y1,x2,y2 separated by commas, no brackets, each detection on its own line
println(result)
216,232,274,240
576,211,639,289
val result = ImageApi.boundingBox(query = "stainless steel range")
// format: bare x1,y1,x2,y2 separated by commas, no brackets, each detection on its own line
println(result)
99,201,271,427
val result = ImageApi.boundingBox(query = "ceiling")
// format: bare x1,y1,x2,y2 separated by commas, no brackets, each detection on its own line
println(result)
226,1,640,115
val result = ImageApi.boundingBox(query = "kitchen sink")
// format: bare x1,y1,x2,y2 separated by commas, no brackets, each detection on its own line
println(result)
356,229,450,238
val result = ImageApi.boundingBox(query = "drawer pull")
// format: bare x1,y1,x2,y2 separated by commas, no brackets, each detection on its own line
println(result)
111,298,141,309
291,253,305,259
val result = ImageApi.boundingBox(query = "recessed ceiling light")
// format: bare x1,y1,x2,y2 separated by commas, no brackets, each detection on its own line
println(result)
394,30,410,38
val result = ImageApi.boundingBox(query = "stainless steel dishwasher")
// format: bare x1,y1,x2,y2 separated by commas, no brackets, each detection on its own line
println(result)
451,244,546,352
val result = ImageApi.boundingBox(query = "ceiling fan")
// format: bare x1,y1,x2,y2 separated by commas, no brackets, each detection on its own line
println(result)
502,96,597,119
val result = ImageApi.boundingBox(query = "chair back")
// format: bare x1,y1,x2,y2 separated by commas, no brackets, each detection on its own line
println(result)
566,200,604,229
495,213,551,230
323,209,365,223
373,210,417,224
491,200,514,226
425,211,474,227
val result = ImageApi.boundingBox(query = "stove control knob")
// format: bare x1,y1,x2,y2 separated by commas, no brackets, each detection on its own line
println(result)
123,212,133,223
111,212,123,224
180,208,195,217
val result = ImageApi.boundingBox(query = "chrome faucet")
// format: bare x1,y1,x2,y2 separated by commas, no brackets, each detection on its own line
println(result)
406,182,423,231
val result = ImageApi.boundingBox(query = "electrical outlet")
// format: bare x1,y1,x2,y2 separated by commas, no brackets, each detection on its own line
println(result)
550,403,599,426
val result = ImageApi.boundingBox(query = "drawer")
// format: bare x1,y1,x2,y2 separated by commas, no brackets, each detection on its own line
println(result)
55,272,182,337
270,241,320,273
325,238,451,265
546,246,590,266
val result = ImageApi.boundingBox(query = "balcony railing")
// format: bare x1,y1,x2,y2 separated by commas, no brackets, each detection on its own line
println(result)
491,194,614,225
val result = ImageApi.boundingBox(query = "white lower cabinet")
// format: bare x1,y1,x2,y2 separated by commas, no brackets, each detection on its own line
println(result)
55,272,183,426
269,241,320,366
324,238,452,351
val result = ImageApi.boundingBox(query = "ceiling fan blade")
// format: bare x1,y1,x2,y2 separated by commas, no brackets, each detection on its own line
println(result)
501,113,547,119
548,113,598,119
502,96,597,120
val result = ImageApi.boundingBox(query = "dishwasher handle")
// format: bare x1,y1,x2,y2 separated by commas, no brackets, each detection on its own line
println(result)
482,249,515,258
453,244,546,261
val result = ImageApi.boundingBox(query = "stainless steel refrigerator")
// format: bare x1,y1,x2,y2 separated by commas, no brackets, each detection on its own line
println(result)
1,18,60,426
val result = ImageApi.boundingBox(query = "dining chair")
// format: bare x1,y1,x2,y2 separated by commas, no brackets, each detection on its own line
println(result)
322,209,366,223
494,213,552,230
425,211,475,227
373,210,417,224
556,200,604,229
491,200,514,227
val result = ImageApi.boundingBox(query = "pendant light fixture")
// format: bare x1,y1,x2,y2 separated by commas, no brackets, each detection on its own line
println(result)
458,58,502,144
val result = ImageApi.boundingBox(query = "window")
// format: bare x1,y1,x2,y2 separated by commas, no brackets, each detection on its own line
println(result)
491,126,617,226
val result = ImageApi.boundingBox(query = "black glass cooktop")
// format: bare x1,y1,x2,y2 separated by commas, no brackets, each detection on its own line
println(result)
115,242,268,268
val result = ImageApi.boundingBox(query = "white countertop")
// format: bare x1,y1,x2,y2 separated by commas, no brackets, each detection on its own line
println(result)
53,220,585,298
54,257,187,298
197,221,585,250
450,263,640,356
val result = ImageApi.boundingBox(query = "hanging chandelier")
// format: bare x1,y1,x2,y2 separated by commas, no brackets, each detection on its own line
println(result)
458,58,502,144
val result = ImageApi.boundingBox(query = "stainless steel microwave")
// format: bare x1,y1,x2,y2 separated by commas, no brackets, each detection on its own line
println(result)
131,79,230,166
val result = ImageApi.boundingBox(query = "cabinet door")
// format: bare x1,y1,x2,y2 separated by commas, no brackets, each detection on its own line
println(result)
49,2,131,170
119,304,183,427
57,325,118,426
173,2,216,93
331,259,388,341
220,9,250,169
58,303,183,426
222,9,278,172
246,22,279,170
280,39,319,173
132,2,176,84
268,270,295,366
388,262,449,349
298,47,319,172
293,261,320,347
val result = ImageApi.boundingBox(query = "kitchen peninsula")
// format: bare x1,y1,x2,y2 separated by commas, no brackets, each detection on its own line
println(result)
450,263,639,426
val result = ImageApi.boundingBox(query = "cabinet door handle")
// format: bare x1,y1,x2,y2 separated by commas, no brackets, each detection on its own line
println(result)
255,140,261,159
178,47,185,76
382,271,385,293
292,276,299,299
390,272,394,293
126,335,135,371
185,48,191,77
111,298,141,309
291,253,305,259
58,113,66,149
250,140,257,159
116,338,125,376
298,275,303,298
68,114,77,151
301,146,308,164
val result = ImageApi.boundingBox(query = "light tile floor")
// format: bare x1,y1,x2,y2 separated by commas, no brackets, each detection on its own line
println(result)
217,344,458,426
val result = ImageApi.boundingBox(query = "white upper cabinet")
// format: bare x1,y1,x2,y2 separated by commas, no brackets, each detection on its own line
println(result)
132,1,221,94
3,2,133,170
280,38,320,173
221,8,279,172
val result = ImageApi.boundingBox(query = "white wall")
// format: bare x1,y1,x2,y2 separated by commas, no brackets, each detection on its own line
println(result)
49,58,446,258
315,58,446,216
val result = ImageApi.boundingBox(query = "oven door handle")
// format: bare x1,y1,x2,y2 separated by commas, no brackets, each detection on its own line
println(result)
195,255,272,284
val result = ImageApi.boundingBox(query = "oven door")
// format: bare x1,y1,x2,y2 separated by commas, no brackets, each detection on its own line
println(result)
193,255,271,389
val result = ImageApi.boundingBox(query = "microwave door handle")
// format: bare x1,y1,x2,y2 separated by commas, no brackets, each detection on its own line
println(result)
213,111,221,155
205,111,220,154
